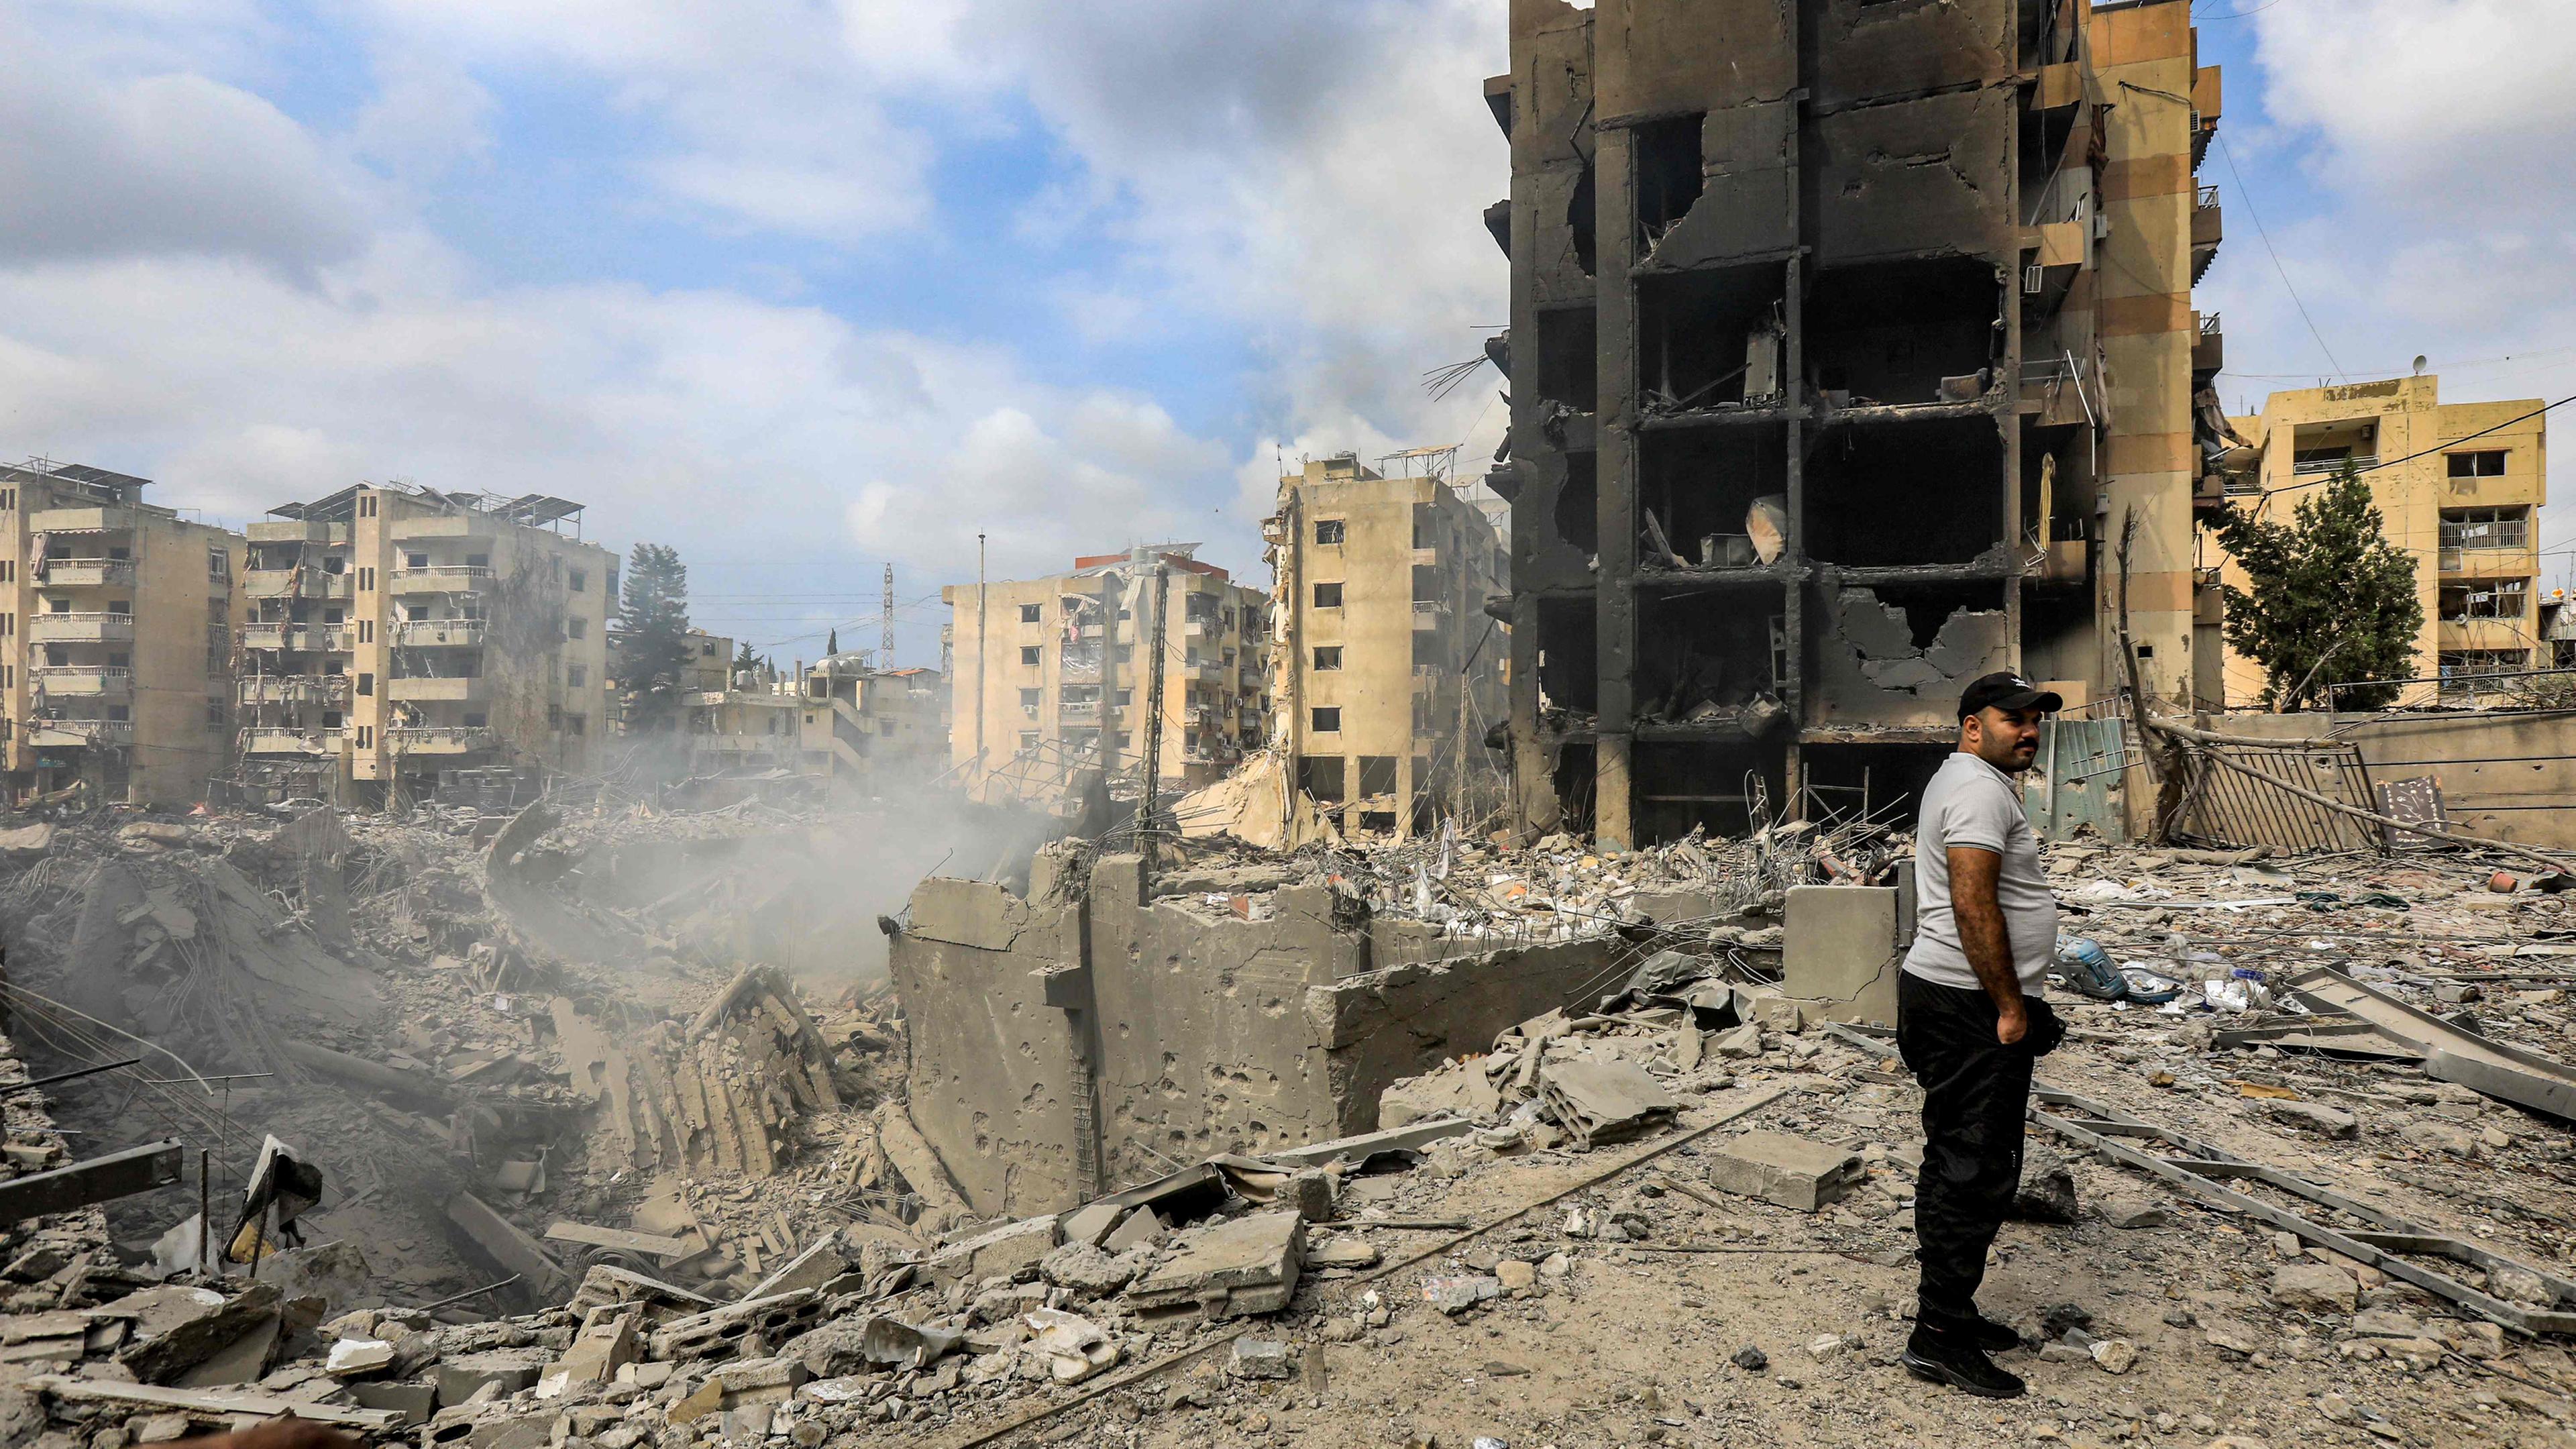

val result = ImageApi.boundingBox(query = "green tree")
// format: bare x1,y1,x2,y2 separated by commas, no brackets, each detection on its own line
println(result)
618,543,692,731
826,628,839,657
732,641,764,676
2212,464,2421,710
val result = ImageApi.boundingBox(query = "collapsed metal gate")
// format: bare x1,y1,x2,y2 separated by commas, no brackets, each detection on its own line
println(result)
2167,735,2383,853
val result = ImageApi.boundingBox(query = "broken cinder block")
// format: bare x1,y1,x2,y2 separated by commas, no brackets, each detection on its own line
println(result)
1124,1211,1304,1320
1705,1130,1866,1213
1537,1059,1677,1151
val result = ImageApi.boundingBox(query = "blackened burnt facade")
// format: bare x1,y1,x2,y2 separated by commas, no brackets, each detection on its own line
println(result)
1488,0,2217,845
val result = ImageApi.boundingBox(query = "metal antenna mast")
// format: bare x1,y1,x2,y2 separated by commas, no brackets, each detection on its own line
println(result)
881,564,895,667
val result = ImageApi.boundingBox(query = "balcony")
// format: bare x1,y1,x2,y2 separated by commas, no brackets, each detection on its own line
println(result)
237,676,348,706
694,735,796,755
242,728,334,756
2440,619,2530,653
1059,700,1102,722
387,676,488,702
388,517,494,543
2292,453,2374,478
29,612,135,645
1411,600,1450,631
386,726,499,755
28,506,137,534
1411,547,1441,568
392,619,486,648
390,566,494,593
2194,313,2223,376
36,559,135,588
26,720,133,749
30,666,130,698
2191,186,2222,284
241,622,343,653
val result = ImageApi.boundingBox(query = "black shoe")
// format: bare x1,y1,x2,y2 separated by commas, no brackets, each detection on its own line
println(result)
1966,1313,2021,1354
1902,1326,2027,1399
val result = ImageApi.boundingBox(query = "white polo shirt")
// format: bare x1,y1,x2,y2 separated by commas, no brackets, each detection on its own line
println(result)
1901,751,2058,995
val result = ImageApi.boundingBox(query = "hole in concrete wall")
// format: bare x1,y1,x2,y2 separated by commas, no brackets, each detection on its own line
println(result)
2019,590,2093,684
1805,417,2004,567
1537,596,1598,716
1551,740,1597,833
1815,580,2010,710
1799,743,1951,825
1635,741,1784,843
1552,452,1599,556
2021,424,2092,555
1807,256,2000,405
1635,591,1785,724
1640,425,1790,566
1534,305,1598,412
1299,755,1346,804
1638,261,1790,411
1569,162,1597,278
1633,113,1706,241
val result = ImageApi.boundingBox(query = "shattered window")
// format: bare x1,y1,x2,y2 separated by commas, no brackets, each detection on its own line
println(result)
1020,603,1042,622
1316,520,1346,545
1313,582,1343,608
1020,645,1040,665
1313,646,1342,670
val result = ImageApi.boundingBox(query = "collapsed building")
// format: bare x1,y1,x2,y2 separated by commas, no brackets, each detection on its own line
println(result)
1486,0,2220,844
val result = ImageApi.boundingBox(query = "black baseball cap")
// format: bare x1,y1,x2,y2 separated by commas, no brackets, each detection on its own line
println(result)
1957,672,2063,719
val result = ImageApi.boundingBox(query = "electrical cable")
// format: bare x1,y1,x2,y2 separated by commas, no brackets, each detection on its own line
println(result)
2211,131,2344,378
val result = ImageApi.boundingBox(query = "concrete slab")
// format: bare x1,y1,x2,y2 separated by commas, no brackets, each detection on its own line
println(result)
1124,1211,1305,1320
1705,1130,1867,1212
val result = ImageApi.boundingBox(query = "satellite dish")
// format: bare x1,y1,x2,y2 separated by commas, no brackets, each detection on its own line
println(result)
2413,355,2428,376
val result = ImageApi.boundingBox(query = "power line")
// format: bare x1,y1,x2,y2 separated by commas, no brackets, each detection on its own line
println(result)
2212,131,2345,378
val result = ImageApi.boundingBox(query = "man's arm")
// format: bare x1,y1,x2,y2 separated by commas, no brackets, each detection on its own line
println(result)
1947,846,2026,1045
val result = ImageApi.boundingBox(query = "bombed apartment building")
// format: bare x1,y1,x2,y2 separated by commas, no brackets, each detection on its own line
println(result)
1487,0,2215,843
0,460,243,808
1265,453,1511,839
236,484,616,804
944,546,1267,802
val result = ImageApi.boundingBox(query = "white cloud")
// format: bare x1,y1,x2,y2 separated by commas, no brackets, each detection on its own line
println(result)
0,15,370,273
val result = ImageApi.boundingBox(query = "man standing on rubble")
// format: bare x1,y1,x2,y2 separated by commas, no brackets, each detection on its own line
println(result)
1896,672,2066,1399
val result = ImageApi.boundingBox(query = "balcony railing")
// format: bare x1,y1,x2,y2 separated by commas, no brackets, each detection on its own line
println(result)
386,727,499,753
390,566,495,592
241,623,343,652
28,507,137,534
27,719,133,749
2292,454,2375,476
237,676,349,705
30,666,131,697
242,728,333,755
1411,600,1450,629
36,559,136,588
392,619,486,647
1059,700,1102,722
29,612,136,644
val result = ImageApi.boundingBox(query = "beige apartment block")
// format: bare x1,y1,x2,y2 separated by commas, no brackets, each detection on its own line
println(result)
1268,454,1509,838
2211,376,2548,707
608,626,737,734
945,546,1266,800
241,484,614,803
0,460,242,807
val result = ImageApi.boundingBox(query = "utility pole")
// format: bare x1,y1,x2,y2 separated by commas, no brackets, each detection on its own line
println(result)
881,564,895,668
973,535,986,789
1137,562,1170,875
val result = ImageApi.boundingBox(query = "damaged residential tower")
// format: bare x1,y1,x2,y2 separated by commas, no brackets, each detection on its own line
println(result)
1488,0,2217,843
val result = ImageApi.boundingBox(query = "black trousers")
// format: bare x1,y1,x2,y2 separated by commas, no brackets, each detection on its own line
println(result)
1896,971,2061,1332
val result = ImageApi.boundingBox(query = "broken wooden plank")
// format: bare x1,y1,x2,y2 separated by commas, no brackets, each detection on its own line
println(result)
0,1140,182,1224
27,1376,400,1431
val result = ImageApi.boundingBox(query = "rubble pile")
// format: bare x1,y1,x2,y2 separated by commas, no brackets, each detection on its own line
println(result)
0,798,919,1313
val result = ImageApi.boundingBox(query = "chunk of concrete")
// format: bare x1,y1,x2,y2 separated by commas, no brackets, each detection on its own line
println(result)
1124,1211,1305,1320
1536,1059,1678,1150
644,1289,824,1362
1711,1023,1764,1059
1038,1242,1134,1299
1227,1339,1295,1380
344,1381,436,1426
1057,1200,1124,1250
742,1238,849,1301
1100,1207,1167,1254
2262,1099,2359,1140
115,1285,281,1385
536,1311,639,1397
1781,886,1900,1028
1705,1130,1866,1213
435,1348,550,1403
1022,1308,1117,1384
1379,1062,1501,1129
665,1355,809,1424
2270,1261,2359,1315
925,1216,1057,1285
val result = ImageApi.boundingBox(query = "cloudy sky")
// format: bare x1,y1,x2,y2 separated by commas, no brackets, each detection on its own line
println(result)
0,0,2565,661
